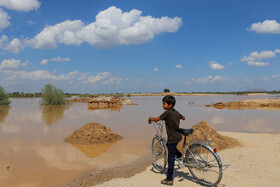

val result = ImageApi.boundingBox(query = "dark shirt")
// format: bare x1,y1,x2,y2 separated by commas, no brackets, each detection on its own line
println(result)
160,108,183,143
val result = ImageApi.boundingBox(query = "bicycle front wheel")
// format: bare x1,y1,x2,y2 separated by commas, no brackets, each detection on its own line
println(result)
152,137,167,172
187,143,223,186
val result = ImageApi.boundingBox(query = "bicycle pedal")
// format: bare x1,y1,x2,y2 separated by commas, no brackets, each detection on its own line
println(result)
178,163,185,168
176,160,185,168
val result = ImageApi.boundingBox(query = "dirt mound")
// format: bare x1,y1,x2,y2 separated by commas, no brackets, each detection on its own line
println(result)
88,96,122,111
178,121,241,151
206,99,280,110
65,122,123,145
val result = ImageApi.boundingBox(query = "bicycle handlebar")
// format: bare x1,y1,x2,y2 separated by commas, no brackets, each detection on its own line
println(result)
151,120,165,126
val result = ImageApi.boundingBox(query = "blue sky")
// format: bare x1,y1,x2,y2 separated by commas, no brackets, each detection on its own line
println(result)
0,0,280,93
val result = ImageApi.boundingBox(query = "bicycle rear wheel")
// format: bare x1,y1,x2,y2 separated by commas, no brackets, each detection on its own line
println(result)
152,137,167,172
187,143,222,186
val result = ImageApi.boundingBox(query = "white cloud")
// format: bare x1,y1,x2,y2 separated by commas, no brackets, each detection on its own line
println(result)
185,75,230,84
2,69,80,82
197,75,228,83
40,56,70,65
0,35,25,53
0,8,10,31
247,61,269,67
3,69,56,81
22,6,182,50
272,74,280,80
50,56,70,62
78,72,90,80
208,61,224,70
243,76,253,83
263,76,269,81
0,0,40,12
153,67,158,71
175,65,183,69
248,20,280,34
242,51,276,61
0,35,8,47
241,49,279,67
21,60,29,67
0,60,122,87
5,38,23,53
102,77,122,85
29,20,85,49
55,71,78,81
0,59,27,70
40,59,48,65
83,72,110,84
28,20,34,25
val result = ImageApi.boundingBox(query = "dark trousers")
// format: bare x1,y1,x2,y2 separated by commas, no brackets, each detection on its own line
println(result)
166,143,182,181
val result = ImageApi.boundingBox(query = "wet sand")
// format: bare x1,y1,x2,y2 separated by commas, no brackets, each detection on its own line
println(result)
75,131,280,187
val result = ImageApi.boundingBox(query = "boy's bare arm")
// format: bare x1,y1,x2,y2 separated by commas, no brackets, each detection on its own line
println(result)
148,116,161,124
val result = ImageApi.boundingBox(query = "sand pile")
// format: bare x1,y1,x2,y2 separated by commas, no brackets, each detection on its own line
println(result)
65,122,123,145
88,96,122,111
206,99,280,110
178,121,241,151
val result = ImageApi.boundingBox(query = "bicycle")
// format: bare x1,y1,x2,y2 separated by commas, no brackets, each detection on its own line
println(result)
151,121,225,186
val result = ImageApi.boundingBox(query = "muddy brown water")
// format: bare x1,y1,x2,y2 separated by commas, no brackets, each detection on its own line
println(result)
1,95,280,186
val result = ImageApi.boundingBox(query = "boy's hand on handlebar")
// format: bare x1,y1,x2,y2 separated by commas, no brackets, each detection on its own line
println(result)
148,116,160,124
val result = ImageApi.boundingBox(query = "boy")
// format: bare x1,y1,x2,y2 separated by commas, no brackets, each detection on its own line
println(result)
148,95,185,186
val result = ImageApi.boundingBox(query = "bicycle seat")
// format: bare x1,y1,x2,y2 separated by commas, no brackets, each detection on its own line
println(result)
180,128,194,136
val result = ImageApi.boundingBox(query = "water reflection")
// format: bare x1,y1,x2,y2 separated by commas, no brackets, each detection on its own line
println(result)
36,143,95,170
69,143,116,158
0,106,10,124
88,104,123,111
210,116,225,125
1,96,280,186
40,105,71,126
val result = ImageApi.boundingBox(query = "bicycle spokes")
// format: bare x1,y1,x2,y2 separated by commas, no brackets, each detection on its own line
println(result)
187,143,222,186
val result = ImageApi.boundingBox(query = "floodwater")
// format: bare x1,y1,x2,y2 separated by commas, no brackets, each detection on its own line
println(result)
0,95,279,186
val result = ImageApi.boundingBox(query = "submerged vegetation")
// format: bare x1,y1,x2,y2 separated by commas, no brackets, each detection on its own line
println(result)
0,86,11,105
40,84,67,105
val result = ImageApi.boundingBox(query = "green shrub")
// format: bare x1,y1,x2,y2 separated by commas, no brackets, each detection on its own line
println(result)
163,88,170,93
0,86,11,105
40,84,67,105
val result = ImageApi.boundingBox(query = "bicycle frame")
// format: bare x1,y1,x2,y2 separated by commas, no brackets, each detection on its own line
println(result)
151,121,228,186
152,121,218,169
153,121,168,153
